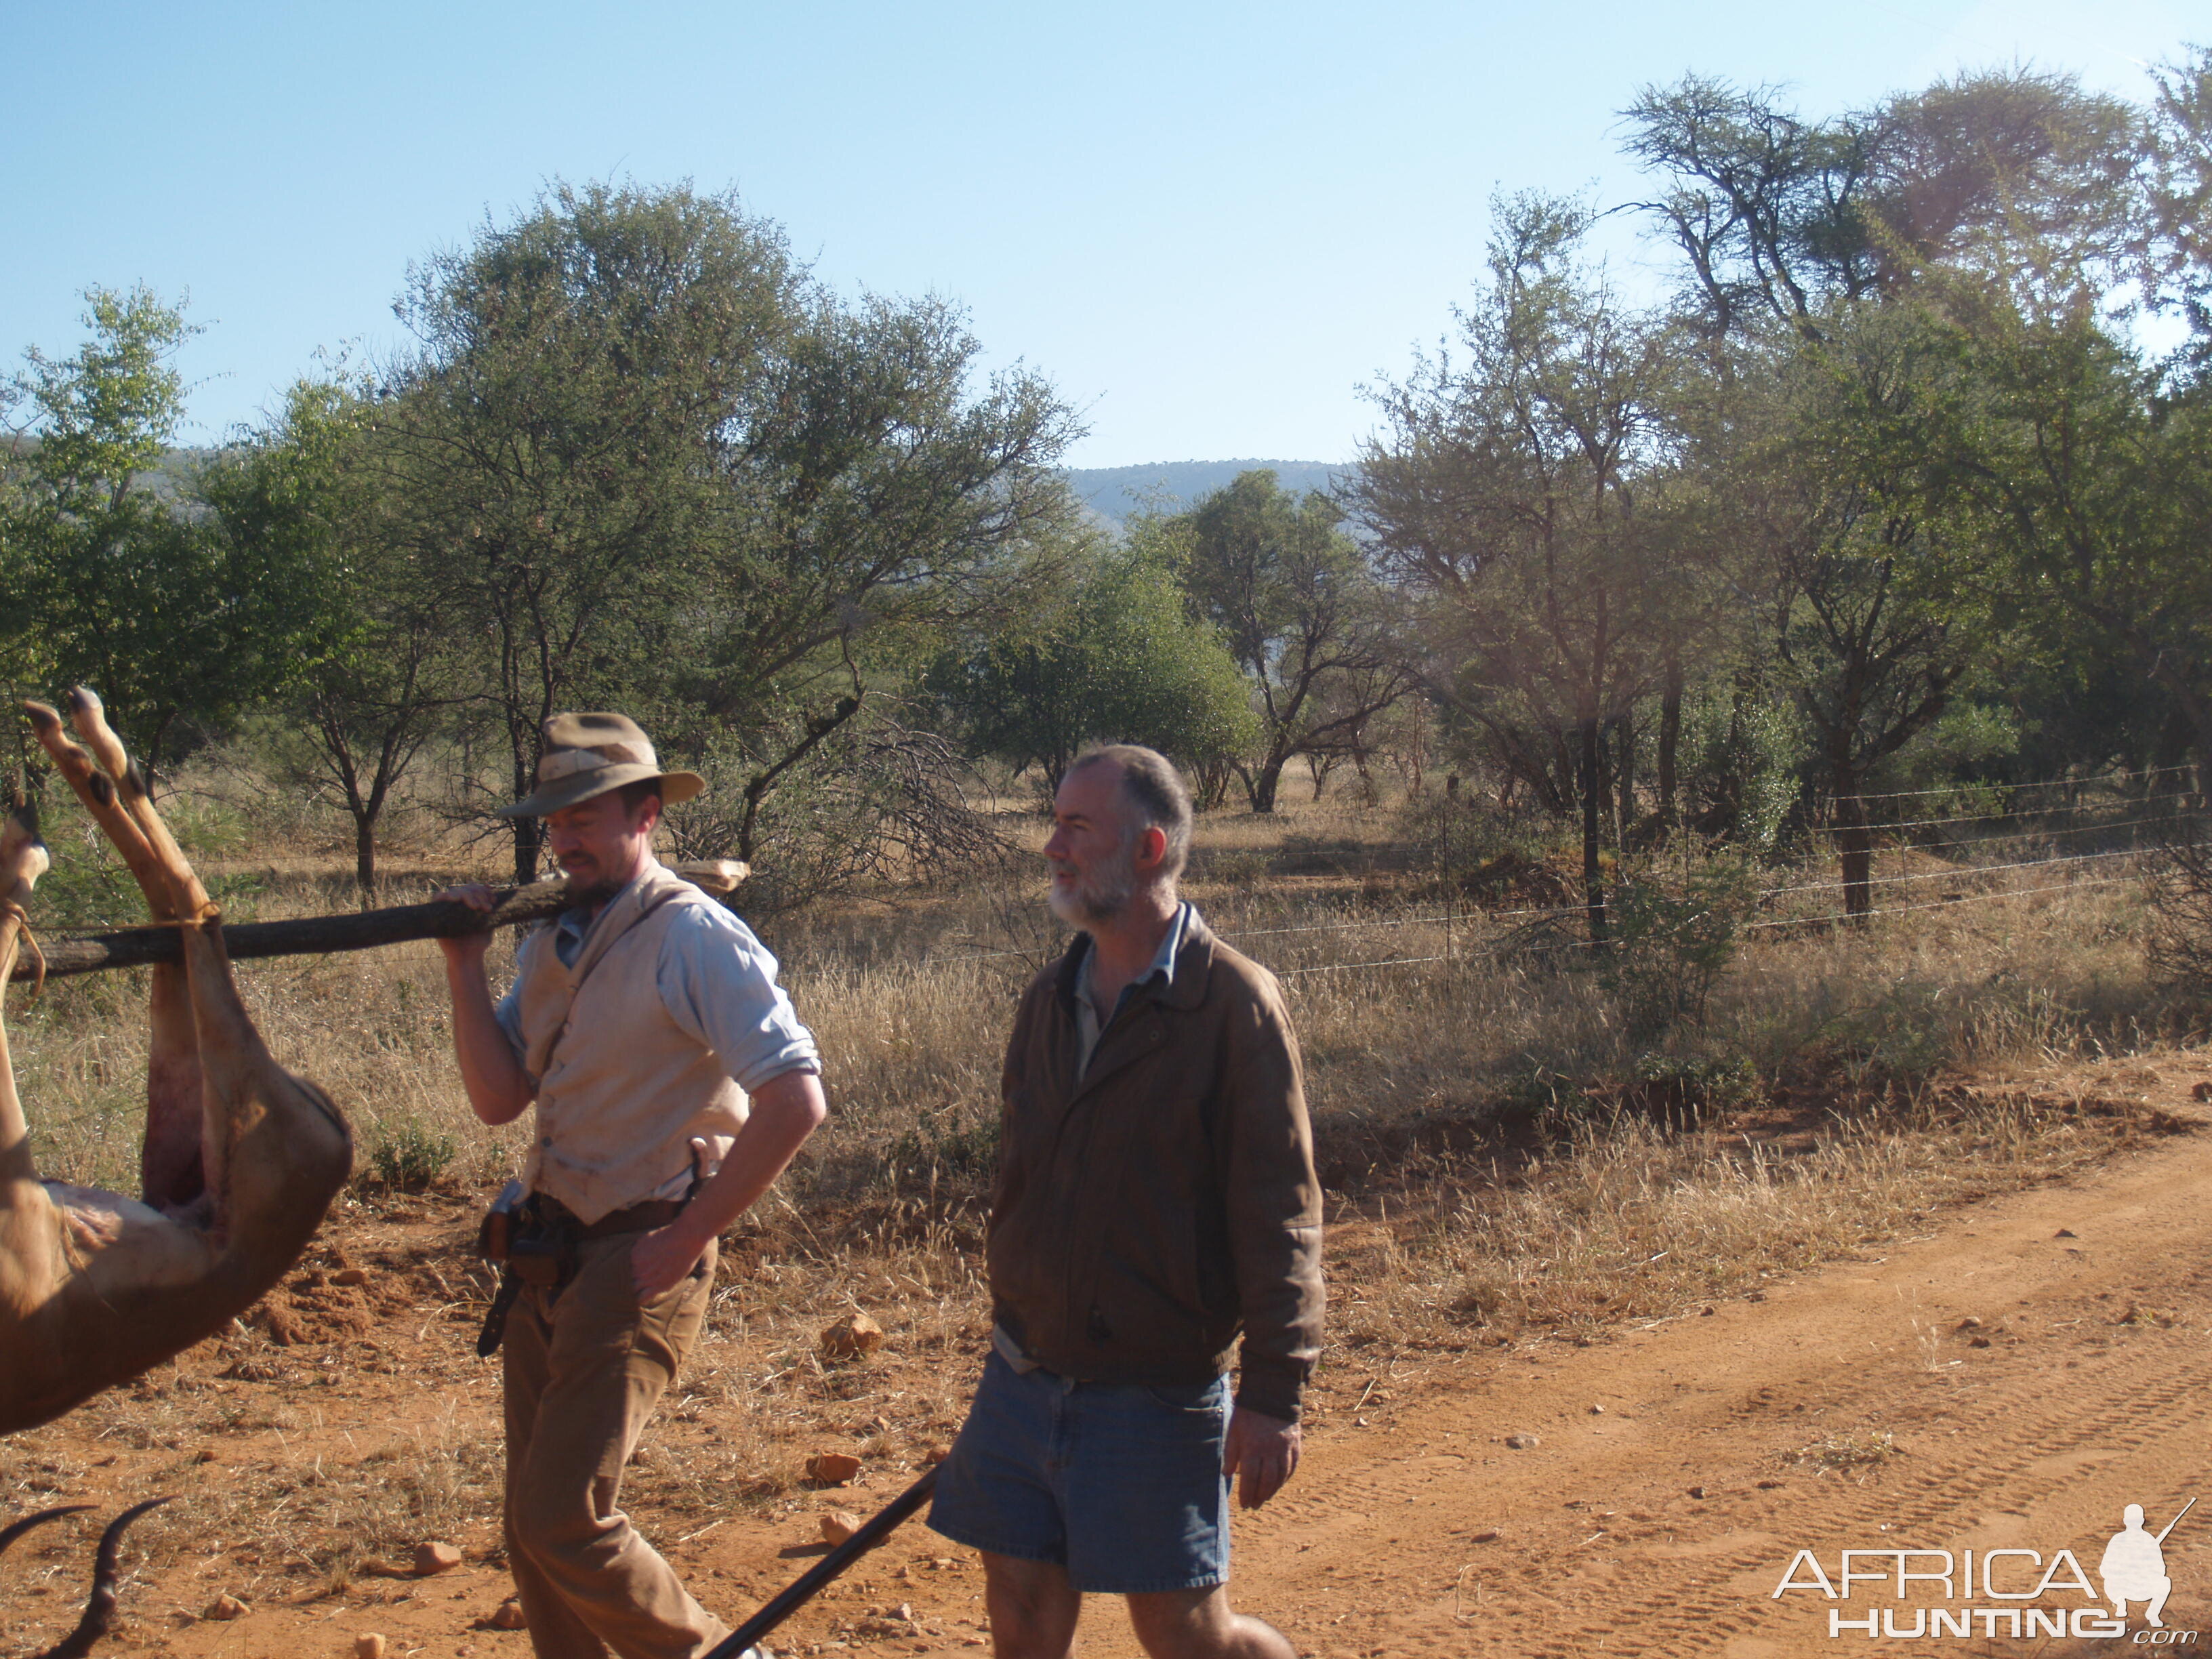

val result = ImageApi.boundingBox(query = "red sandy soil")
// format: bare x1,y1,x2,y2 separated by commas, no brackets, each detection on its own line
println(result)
8,1056,2212,1659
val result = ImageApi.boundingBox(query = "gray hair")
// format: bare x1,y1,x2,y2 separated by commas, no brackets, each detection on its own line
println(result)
1069,744,1193,880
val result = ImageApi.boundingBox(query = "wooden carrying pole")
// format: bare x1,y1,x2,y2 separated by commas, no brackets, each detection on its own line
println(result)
7,861,749,984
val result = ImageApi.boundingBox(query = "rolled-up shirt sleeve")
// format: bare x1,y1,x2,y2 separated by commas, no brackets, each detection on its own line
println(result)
655,903,821,1092
493,979,527,1061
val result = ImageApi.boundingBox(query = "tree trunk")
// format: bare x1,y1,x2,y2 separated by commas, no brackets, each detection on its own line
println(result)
1352,746,1377,806
1657,655,1683,836
1580,714,1607,942
1613,712,1635,848
1306,752,1332,802
1250,755,1286,815
508,739,544,885
512,814,543,886
354,813,378,901
737,692,864,865
1832,760,1872,922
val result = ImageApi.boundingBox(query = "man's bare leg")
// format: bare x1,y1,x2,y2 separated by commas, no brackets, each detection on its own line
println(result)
1126,1586,1293,1659
981,1553,1081,1659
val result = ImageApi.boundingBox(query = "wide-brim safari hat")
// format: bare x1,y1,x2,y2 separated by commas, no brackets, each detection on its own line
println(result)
498,712,706,818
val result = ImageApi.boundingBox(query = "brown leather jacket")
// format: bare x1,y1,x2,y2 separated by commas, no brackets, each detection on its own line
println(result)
985,912,1325,1421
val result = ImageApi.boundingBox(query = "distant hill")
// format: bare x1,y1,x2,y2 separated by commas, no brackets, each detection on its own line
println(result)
14,441,1356,527
1062,459,1351,525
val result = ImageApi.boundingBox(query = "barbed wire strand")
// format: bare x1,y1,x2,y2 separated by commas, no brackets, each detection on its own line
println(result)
1829,813,2202,857
1757,844,2151,899
922,799,2186,966
1826,764,2195,804
1276,954,1455,979
1811,803,2199,834
928,840,2171,962
1275,872,2142,983
1742,872,2140,930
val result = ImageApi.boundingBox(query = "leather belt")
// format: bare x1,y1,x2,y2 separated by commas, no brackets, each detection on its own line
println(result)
535,1194,686,1240
584,1198,683,1240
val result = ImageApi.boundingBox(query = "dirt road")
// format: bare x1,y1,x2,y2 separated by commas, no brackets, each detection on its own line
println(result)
670,1065,2212,1659
1197,1075,2212,1658
15,1067,2212,1658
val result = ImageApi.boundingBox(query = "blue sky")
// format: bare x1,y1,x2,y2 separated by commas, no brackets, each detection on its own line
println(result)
3,1,2198,466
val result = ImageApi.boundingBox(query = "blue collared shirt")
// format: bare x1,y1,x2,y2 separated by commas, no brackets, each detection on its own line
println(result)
1072,901,1193,1078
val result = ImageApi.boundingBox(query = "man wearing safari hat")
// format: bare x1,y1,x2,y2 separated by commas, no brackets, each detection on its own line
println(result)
436,712,827,1659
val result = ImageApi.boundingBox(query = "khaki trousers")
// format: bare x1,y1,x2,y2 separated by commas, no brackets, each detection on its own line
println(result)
502,1231,727,1659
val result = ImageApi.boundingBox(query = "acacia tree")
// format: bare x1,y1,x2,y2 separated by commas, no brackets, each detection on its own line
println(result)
1750,304,1997,918
1164,470,1408,815
1353,194,1682,936
384,182,1077,880
1921,291,2212,779
201,377,466,895
668,290,1078,865
926,534,1256,796
378,182,802,882
2140,47,2212,364
1624,69,2142,339
1,288,325,764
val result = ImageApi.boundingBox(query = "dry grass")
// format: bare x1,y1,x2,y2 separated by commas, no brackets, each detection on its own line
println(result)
1330,1082,2165,1352
0,775,2201,1631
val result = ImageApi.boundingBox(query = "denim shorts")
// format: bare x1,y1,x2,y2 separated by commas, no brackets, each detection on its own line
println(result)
927,1350,1231,1594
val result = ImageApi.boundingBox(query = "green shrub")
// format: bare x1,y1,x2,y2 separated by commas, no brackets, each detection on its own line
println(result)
1626,1050,1763,1116
881,1105,999,1188
1605,860,1761,1038
367,1119,459,1192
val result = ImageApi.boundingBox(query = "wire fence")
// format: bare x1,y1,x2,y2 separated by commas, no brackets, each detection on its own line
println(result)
1820,763,2196,804
1270,869,2148,981
919,784,2184,984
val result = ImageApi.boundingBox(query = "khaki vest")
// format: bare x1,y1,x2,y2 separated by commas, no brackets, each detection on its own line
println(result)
514,862,748,1224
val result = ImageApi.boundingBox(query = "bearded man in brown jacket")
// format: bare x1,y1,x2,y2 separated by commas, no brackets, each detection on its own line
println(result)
929,745,1324,1659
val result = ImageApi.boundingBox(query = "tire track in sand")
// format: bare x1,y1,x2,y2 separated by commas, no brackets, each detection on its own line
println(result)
1088,1081,2212,1658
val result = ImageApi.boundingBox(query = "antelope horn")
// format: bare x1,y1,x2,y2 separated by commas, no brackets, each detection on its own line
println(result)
25,1498,173,1659
0,1504,94,1555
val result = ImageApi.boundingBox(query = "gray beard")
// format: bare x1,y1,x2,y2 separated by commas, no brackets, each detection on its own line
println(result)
1049,856,1136,930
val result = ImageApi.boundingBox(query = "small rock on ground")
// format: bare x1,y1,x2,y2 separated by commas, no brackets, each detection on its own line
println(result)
820,1311,884,1360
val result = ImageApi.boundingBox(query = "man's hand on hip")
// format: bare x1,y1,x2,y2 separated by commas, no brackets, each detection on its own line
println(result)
1223,1404,1300,1510
630,1221,711,1300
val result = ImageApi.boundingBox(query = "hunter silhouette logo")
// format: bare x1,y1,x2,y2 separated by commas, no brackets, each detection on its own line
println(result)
1771,1495,2199,1641
2103,1498,2193,1630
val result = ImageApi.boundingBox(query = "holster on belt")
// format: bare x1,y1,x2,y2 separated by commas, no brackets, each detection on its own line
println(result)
475,1178,527,1263
474,1183,581,1356
472,1183,699,1355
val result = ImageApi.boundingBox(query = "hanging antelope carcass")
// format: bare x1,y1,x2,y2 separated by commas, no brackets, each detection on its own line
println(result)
0,691,352,1433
